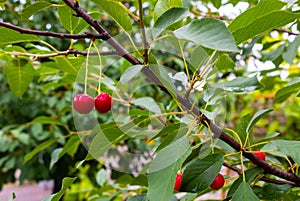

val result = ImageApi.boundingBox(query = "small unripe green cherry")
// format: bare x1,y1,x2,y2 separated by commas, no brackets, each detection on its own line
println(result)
210,173,225,190
174,173,182,191
73,94,94,114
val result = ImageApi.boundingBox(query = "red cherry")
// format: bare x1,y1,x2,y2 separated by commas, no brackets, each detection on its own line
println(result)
73,94,95,114
174,173,182,191
254,149,266,161
210,173,225,190
95,93,112,113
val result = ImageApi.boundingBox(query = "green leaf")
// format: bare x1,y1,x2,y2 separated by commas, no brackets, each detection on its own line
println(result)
246,109,273,133
92,0,132,31
73,12,103,34
4,58,34,98
24,138,60,164
283,35,300,64
263,44,285,61
148,64,177,99
271,140,300,165
229,0,285,32
120,65,143,83
87,124,128,160
213,75,263,93
180,154,224,192
96,169,107,186
58,5,79,33
231,182,260,201
42,177,77,201
258,184,292,200
133,97,162,114
154,0,182,21
147,136,191,201
21,2,52,20
189,46,209,71
31,116,64,126
215,54,236,72
230,10,300,44
128,194,148,201
50,136,81,169
50,148,63,170
236,114,252,146
153,8,189,38
174,18,239,52
275,79,300,103
8,192,16,201
226,167,262,199
55,56,81,75
0,27,39,47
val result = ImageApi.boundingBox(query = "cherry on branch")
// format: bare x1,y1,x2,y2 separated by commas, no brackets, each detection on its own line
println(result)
95,93,112,113
73,94,95,114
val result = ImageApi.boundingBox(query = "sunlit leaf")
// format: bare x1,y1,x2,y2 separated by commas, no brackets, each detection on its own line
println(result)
31,116,64,126
271,140,300,165
174,18,239,52
275,79,300,103
21,2,52,20
154,0,182,21
246,109,273,133
229,0,299,44
153,8,189,38
0,27,39,47
92,0,132,31
58,6,79,33
229,0,285,32
4,58,34,98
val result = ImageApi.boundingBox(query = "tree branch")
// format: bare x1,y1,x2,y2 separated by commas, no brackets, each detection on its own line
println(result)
223,162,300,187
6,49,118,59
273,29,299,36
0,21,105,39
138,0,149,64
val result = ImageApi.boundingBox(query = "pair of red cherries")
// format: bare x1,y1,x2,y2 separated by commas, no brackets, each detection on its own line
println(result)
174,173,225,191
174,150,266,191
73,93,112,114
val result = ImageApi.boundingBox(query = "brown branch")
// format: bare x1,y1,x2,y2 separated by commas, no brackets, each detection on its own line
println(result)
223,162,300,187
68,49,118,56
138,0,149,64
0,21,105,39
273,29,299,36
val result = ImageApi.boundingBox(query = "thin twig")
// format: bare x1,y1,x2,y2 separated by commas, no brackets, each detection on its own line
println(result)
138,0,149,64
0,21,105,39
223,162,300,187
6,49,117,59
273,29,299,36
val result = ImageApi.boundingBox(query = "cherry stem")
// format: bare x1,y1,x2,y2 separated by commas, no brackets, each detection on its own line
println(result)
84,39,94,95
92,42,103,94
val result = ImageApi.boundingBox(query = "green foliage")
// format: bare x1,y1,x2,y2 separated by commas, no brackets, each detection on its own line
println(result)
174,18,239,52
